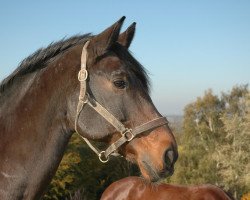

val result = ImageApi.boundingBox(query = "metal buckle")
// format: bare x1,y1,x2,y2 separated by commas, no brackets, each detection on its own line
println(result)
98,151,109,163
78,69,88,81
122,129,134,142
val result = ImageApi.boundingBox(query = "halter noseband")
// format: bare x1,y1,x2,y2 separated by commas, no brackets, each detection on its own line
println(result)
75,41,169,163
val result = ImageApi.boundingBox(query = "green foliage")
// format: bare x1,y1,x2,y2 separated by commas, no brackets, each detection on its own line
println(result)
168,85,250,200
43,135,139,200
213,91,250,198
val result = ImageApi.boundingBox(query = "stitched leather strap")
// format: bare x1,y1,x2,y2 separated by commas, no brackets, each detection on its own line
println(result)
74,41,103,156
103,117,168,158
86,98,127,134
133,117,168,136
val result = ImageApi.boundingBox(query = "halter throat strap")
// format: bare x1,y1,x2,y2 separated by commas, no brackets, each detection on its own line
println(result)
74,41,168,163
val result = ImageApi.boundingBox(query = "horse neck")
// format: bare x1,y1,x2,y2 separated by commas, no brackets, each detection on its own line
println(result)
0,45,81,199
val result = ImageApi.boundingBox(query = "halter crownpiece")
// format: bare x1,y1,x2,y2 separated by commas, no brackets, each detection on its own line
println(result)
75,40,169,163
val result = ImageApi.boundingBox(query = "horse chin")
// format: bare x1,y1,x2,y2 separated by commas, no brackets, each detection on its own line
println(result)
140,160,174,182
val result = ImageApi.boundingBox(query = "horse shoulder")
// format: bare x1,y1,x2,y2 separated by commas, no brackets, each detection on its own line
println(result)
100,177,145,200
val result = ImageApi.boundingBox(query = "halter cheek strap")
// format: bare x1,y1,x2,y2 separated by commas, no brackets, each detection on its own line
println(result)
75,41,169,163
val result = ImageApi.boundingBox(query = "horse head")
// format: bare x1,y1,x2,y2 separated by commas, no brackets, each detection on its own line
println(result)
67,17,178,181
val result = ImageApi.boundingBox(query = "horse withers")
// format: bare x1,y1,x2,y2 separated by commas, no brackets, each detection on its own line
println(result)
0,17,177,199
100,177,234,200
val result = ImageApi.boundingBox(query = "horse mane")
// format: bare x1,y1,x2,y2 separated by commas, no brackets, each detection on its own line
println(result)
0,33,150,94
0,34,91,93
111,43,151,93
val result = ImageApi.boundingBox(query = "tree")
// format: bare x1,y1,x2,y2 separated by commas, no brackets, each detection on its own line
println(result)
168,85,249,200
169,89,223,185
213,90,250,198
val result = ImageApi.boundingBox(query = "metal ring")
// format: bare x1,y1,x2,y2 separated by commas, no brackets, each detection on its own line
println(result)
98,151,109,163
123,129,134,142
78,69,88,81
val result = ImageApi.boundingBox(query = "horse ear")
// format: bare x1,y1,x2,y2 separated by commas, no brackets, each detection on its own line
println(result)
88,16,125,56
118,22,136,48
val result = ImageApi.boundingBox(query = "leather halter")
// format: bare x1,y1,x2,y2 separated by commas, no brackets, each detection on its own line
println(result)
75,41,169,163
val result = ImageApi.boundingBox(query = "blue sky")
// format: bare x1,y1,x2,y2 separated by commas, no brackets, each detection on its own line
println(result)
0,1,249,115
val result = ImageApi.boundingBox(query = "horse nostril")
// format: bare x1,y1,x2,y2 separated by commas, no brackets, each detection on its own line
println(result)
164,149,175,169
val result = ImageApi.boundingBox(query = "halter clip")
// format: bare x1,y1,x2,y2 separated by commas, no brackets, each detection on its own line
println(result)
122,129,134,141
98,151,110,163
78,69,88,82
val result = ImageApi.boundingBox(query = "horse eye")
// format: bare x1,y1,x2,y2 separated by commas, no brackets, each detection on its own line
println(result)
113,80,127,89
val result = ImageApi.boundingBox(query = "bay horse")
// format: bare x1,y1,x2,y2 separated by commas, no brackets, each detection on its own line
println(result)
0,17,178,199
100,177,233,200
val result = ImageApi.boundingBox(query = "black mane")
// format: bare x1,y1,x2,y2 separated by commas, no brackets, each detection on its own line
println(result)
112,43,150,93
0,34,91,93
0,33,150,93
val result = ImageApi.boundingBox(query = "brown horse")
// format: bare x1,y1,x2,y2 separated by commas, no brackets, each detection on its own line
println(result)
101,177,233,200
0,17,178,199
